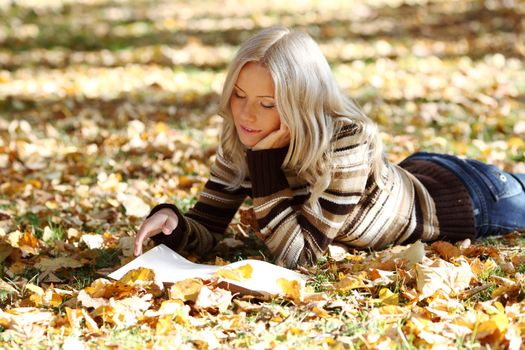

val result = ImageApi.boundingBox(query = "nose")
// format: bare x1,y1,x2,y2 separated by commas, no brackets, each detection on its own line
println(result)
239,101,256,122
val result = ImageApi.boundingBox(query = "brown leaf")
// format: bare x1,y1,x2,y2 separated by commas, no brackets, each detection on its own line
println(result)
462,246,499,259
431,241,462,261
0,243,13,264
35,256,83,272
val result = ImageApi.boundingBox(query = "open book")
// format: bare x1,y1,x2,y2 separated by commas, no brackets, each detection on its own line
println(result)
108,244,307,297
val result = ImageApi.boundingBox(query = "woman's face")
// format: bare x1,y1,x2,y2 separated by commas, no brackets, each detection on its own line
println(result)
230,62,282,148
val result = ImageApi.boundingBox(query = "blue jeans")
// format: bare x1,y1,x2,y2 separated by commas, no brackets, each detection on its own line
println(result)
403,152,525,238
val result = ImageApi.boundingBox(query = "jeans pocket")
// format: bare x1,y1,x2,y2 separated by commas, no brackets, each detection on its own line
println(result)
466,160,521,200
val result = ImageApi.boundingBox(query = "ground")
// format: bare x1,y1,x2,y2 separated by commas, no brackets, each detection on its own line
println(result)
1,0,525,349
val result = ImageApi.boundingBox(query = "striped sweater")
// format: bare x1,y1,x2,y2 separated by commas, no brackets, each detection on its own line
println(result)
150,121,474,268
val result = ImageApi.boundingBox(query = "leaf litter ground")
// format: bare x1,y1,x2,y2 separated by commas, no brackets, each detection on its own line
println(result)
1,0,525,348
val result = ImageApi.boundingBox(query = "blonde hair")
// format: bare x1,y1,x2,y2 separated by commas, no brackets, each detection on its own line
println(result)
218,26,385,206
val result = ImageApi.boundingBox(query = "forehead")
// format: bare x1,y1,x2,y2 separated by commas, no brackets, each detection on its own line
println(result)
235,62,275,95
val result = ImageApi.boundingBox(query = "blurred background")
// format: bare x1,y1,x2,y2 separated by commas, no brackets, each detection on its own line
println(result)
0,0,524,242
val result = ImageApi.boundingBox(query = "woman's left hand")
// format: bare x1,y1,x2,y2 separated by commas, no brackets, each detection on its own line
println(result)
252,122,291,150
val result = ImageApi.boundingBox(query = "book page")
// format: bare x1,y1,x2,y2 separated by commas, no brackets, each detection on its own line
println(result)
108,244,307,296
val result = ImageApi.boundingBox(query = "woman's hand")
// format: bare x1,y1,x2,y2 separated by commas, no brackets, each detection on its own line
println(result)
252,122,291,151
134,208,179,256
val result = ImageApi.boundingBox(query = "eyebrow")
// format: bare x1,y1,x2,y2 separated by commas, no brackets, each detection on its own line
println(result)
234,84,274,98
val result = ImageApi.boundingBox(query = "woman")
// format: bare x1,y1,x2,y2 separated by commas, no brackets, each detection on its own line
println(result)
134,26,525,269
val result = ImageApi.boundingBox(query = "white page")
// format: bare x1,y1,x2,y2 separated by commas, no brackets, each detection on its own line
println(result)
108,244,307,296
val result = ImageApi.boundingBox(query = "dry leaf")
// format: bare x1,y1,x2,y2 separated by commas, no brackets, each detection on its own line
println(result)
377,288,399,306
476,313,509,341
0,243,13,263
18,231,39,255
194,286,232,312
119,267,156,286
415,258,474,299
117,193,150,218
35,256,83,272
80,234,104,249
431,241,462,261
334,275,367,292
169,278,203,302
277,278,303,304
214,263,253,282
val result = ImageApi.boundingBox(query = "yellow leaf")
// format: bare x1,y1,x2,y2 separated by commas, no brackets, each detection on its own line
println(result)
65,307,83,329
81,309,99,332
169,278,203,302
508,137,525,149
378,288,399,305
18,231,39,255
156,314,178,335
476,314,509,339
214,264,253,282
286,326,304,335
26,283,44,296
334,276,366,292
154,122,168,134
119,267,156,286
85,278,136,299
277,278,303,304
378,305,407,316
483,259,499,274
311,306,330,318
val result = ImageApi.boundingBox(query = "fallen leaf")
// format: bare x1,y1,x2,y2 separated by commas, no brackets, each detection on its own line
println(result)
377,287,399,305
80,234,104,249
431,241,462,261
169,278,203,302
119,267,156,286
35,256,83,272
334,275,367,292
117,193,150,218
18,231,39,255
415,258,474,299
214,263,253,282
476,313,509,341
194,286,232,312
0,243,13,263
277,278,303,304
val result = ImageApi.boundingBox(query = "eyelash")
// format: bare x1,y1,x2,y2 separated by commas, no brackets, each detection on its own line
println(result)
234,91,275,109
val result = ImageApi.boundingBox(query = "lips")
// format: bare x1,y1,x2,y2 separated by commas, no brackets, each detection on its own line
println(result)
240,124,261,133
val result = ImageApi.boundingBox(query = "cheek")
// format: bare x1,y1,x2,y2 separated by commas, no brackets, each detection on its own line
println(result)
230,98,239,119
267,112,281,130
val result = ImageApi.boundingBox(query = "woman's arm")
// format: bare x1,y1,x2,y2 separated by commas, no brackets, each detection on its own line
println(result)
141,148,249,256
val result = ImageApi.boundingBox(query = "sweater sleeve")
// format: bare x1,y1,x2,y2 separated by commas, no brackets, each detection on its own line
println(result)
247,123,370,268
149,147,248,255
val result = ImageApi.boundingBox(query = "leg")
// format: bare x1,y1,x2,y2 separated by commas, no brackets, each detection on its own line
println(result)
403,152,525,238
463,160,525,237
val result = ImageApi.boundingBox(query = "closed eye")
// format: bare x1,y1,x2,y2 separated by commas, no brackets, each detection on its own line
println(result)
234,91,245,99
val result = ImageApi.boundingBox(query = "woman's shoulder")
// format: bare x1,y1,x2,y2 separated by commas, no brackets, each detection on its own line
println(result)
332,118,365,144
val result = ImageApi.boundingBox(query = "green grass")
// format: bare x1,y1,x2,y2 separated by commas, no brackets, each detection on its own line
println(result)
307,264,338,293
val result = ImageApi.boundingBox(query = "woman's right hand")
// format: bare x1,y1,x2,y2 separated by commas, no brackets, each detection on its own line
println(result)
134,208,179,256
